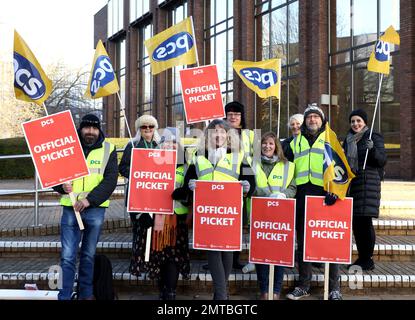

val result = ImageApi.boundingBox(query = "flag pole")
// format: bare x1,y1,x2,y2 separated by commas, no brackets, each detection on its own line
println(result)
363,73,384,170
323,181,330,300
276,59,282,138
190,16,200,68
116,92,134,144
42,103,49,116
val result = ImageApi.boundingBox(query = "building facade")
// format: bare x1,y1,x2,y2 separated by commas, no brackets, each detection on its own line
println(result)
94,0,415,180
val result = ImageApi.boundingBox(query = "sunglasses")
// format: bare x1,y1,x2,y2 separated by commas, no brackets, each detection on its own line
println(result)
140,125,155,129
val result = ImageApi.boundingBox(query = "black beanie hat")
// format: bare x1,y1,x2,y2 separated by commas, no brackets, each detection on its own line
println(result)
80,114,101,130
225,101,246,129
349,109,368,125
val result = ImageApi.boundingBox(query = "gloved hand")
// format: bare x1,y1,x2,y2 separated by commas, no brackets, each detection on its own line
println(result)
188,179,197,191
240,180,250,194
138,213,154,229
172,187,188,200
270,192,286,199
366,139,374,150
324,192,338,206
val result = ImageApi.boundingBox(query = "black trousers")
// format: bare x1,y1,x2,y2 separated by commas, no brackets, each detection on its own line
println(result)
352,216,376,261
158,261,180,292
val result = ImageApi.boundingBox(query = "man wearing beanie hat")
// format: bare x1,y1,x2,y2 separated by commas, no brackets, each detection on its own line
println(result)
285,103,343,301
52,113,118,300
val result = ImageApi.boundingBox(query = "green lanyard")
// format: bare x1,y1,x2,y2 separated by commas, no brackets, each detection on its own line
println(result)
143,139,152,149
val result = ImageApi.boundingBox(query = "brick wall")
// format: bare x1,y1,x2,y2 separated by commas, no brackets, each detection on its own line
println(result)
399,0,415,180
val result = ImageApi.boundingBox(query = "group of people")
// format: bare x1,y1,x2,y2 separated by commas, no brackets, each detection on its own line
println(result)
52,100,386,301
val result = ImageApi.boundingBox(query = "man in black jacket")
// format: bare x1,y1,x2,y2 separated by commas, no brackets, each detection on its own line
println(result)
53,114,118,300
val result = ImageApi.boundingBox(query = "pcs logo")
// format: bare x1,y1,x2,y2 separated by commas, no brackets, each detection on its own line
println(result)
153,32,194,62
374,40,390,62
13,52,46,100
90,56,115,96
323,142,349,184
240,68,278,90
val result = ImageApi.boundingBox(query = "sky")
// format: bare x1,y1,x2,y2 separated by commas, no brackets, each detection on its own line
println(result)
0,0,108,69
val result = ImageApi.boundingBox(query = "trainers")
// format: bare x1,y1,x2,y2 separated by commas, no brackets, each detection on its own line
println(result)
328,290,342,300
286,287,310,300
242,263,256,273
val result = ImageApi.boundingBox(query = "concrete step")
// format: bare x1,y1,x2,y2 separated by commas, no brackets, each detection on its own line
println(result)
1,258,415,295
1,213,415,238
2,234,415,262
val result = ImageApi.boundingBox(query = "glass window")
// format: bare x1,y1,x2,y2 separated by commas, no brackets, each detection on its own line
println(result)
205,0,234,106
329,0,400,147
333,0,350,52
255,0,299,135
353,0,377,46
165,2,188,125
380,0,400,32
108,0,124,37
138,23,153,116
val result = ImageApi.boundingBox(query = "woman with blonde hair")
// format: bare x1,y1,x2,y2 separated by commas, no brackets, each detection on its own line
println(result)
119,114,160,278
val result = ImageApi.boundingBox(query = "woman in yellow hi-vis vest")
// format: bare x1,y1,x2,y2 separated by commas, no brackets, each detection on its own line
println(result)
252,132,296,300
173,119,255,300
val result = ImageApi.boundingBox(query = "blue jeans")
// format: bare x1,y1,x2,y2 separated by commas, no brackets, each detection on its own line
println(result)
58,206,105,300
255,264,284,294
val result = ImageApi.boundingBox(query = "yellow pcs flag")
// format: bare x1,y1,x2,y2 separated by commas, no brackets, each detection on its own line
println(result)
144,17,197,75
85,40,119,99
233,59,281,99
323,124,355,200
367,25,400,75
13,30,52,106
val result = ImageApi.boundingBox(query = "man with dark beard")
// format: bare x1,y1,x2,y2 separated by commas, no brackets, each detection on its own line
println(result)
53,114,118,300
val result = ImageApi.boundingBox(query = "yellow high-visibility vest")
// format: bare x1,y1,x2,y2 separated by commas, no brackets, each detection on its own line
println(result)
254,160,295,196
174,164,189,214
290,132,325,186
193,151,244,181
60,141,115,207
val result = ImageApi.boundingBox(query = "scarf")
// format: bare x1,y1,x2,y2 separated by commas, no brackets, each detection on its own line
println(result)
261,155,279,164
208,146,227,165
152,214,177,252
346,126,369,172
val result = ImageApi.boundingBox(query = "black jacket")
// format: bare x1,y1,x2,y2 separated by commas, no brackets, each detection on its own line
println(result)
53,129,119,207
343,130,387,218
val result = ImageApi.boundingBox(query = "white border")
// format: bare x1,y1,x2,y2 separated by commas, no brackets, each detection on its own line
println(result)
21,110,90,189
127,148,177,214
192,180,243,252
179,64,226,124
248,196,296,267
303,195,353,264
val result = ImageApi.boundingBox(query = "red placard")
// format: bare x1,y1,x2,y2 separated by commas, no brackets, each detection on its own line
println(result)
193,181,243,251
304,196,353,264
179,64,225,124
21,110,89,189
127,148,177,214
249,197,296,267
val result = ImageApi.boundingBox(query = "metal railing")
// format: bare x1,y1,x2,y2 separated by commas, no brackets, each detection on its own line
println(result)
0,150,128,227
